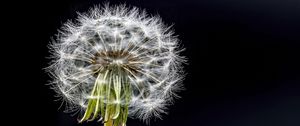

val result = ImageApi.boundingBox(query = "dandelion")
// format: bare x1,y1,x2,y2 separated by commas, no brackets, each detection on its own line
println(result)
46,4,186,126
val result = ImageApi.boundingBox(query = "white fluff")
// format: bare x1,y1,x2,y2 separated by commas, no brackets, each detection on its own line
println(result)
47,4,186,122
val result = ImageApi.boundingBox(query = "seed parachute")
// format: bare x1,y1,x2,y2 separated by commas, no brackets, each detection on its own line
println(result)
46,4,186,126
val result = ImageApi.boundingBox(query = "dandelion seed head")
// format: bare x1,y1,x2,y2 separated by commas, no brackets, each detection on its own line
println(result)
47,4,186,122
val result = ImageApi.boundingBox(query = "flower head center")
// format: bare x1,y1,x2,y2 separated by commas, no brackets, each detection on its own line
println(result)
111,59,124,65
92,50,139,69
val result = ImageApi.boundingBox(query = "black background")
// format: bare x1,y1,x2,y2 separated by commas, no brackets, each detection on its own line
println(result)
7,0,300,126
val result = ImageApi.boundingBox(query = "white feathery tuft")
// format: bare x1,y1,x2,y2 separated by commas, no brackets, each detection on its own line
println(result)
46,4,186,123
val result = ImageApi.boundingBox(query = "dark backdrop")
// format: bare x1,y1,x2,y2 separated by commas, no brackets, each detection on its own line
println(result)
8,0,300,126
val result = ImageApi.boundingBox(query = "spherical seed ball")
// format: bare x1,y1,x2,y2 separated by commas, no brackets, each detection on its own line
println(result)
47,4,186,121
